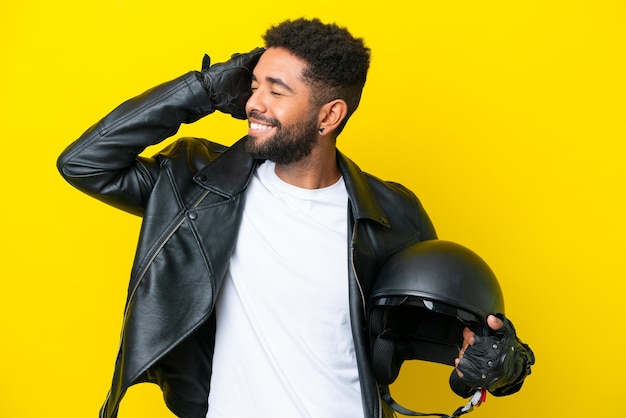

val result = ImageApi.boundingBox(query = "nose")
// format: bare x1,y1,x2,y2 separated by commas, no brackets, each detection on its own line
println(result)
245,88,266,115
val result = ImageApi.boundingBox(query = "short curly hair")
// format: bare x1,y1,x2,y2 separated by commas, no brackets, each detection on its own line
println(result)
263,18,371,130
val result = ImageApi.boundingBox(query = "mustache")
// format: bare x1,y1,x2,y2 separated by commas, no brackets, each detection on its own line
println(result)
247,111,281,128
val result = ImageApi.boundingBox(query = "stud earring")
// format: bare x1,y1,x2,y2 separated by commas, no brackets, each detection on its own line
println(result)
319,127,325,133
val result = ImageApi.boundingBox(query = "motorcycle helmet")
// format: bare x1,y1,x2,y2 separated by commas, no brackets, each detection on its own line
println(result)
369,239,505,386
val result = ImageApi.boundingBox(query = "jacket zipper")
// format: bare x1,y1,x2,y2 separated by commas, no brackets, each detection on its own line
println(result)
99,193,207,418
101,190,213,418
124,189,212,319
350,222,383,418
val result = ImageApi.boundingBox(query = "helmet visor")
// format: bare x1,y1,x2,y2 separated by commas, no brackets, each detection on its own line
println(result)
370,296,485,366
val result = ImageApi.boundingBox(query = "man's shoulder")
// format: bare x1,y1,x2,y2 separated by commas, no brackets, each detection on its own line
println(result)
338,152,429,228
158,137,230,158
341,155,419,205
363,171,415,196
154,136,243,172
364,171,421,208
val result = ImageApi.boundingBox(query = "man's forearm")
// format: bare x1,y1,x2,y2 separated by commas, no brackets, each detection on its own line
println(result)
57,71,213,215
57,48,263,215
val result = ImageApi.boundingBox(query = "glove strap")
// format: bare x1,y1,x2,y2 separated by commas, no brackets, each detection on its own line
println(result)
380,385,485,418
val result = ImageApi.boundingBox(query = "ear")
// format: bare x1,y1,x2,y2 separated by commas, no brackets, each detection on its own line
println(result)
317,99,348,136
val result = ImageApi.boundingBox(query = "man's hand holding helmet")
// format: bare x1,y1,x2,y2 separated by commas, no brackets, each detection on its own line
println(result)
450,313,535,398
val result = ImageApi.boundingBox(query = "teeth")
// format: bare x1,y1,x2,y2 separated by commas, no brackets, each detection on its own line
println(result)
250,122,274,131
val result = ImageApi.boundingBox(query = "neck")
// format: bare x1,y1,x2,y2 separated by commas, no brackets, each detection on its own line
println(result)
273,145,340,189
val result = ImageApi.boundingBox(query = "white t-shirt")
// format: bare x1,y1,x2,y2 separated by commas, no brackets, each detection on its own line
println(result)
207,161,363,418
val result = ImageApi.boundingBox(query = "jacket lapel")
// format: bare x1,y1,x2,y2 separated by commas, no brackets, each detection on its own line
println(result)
194,137,259,197
338,150,390,229
193,141,390,230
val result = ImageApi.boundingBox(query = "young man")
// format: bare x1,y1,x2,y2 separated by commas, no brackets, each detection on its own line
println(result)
58,18,530,418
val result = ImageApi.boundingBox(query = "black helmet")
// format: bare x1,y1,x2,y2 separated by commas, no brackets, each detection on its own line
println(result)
369,239,505,386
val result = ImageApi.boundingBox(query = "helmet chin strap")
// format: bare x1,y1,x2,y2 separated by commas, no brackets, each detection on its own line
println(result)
380,385,486,418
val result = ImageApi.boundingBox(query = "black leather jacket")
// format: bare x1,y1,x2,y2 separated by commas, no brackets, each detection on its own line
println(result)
57,72,437,418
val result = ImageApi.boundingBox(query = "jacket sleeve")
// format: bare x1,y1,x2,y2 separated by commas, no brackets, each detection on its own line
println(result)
56,71,214,217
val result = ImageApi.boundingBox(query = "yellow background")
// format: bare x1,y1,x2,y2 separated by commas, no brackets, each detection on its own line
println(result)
1,0,624,417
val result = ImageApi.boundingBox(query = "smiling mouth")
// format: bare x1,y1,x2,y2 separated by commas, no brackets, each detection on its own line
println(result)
249,121,275,131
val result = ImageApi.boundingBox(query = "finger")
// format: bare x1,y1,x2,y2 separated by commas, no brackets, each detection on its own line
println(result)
462,327,475,347
453,357,464,377
487,314,504,331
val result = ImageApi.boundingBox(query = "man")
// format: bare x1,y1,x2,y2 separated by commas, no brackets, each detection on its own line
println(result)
58,18,530,418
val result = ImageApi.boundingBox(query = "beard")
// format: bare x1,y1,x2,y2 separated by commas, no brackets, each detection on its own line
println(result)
245,111,319,165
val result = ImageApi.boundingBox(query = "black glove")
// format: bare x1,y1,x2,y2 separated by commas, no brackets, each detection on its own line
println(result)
196,47,265,119
449,314,535,398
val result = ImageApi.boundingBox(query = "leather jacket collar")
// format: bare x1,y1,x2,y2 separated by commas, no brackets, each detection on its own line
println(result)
194,136,391,228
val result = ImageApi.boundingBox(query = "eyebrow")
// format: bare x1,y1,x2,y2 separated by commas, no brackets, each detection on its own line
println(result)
251,75,295,93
